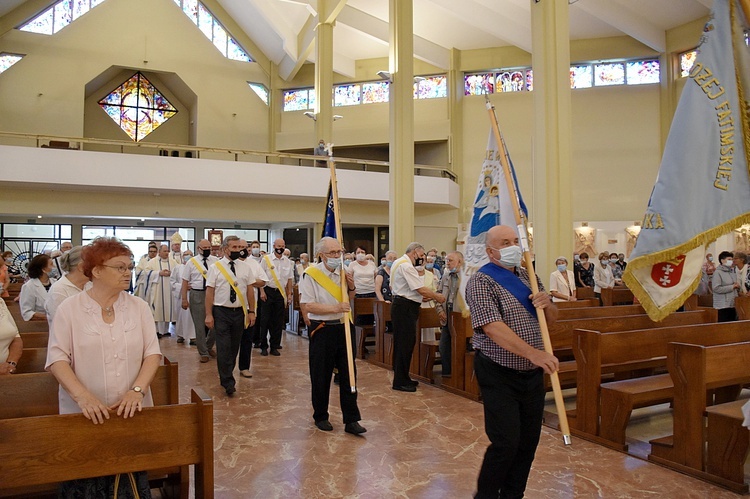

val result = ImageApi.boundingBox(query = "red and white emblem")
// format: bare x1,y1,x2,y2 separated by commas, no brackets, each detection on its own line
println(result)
650,255,686,288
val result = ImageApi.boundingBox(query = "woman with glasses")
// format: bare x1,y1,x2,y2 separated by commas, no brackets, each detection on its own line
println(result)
46,237,162,495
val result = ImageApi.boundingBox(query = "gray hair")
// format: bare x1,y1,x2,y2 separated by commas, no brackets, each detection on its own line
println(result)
314,237,338,258
60,246,84,272
385,250,397,258
405,242,424,254
223,235,240,248
555,256,568,265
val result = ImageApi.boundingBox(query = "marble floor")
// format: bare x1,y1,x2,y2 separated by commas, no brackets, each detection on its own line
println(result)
159,331,743,498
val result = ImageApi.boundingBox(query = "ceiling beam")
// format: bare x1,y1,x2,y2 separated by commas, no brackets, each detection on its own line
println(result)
573,0,666,53
426,0,533,53
336,6,450,69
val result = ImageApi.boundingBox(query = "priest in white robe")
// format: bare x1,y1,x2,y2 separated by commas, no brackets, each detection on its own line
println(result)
145,244,180,336
172,250,196,344
134,243,158,301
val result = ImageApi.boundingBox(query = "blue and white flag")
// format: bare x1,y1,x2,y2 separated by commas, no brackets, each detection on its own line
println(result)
623,0,750,321
459,127,528,306
322,181,336,239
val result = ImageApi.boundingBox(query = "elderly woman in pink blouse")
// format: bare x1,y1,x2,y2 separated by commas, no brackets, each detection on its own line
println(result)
46,237,162,424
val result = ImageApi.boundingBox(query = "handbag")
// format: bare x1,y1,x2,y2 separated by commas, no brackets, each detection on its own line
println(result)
113,473,140,499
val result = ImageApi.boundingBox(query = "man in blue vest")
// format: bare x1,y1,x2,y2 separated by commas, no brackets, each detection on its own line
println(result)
465,225,559,499
299,236,366,435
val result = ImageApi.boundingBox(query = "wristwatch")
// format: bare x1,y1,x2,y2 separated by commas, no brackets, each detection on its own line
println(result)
132,386,144,396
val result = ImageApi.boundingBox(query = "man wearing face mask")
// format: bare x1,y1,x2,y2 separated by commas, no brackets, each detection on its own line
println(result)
205,236,257,396
172,250,196,345
248,241,265,348
465,225,559,499
181,239,218,362
258,239,294,356
437,251,464,377
389,242,446,392
237,239,268,378
299,237,366,435
314,139,328,167
296,253,310,281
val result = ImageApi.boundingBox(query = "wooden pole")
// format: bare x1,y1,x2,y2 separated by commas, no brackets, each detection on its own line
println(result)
327,147,357,394
485,99,572,445
741,0,750,25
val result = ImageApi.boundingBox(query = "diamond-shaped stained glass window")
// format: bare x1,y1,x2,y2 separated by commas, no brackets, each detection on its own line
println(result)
98,72,178,142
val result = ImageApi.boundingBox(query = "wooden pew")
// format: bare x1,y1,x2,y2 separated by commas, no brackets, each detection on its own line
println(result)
442,311,469,394
648,341,750,493
417,307,443,383
554,298,600,309
573,321,750,448
352,297,377,359
599,286,634,306
18,331,48,349
15,347,47,374
558,304,644,320
6,300,48,333
0,388,213,499
704,399,750,491
370,301,392,369
736,294,750,320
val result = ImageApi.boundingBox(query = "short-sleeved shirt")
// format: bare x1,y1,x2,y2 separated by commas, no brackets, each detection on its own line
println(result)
465,266,545,371
261,253,294,290
299,262,345,321
46,291,163,414
0,300,20,363
182,255,219,289
347,260,377,295
390,255,424,303
206,257,256,308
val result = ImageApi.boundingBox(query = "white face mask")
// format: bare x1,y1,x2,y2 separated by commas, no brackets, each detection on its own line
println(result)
414,265,425,272
356,253,366,262
326,256,342,270
251,248,260,256
725,259,734,267
490,245,522,268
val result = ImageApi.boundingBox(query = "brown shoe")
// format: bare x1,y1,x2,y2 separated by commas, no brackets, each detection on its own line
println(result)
200,355,210,363
208,348,217,358
240,369,253,378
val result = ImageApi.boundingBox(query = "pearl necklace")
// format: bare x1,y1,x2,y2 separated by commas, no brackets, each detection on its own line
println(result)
103,306,114,317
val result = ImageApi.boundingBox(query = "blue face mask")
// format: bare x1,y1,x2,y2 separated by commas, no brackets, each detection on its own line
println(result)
386,261,393,268
326,256,342,270
449,267,458,274
425,263,434,270
557,264,567,273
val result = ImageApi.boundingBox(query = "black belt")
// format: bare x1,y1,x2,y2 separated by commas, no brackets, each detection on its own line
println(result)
476,350,542,377
215,305,244,312
393,295,420,304
309,319,342,325
191,288,205,292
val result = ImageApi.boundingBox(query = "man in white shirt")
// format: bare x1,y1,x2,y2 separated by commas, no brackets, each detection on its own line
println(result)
237,239,268,378
181,239,218,362
389,242,446,392
258,238,294,356
205,235,257,397
299,236,365,435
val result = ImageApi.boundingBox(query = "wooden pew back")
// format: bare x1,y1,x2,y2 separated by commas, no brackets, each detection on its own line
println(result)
6,300,48,332
18,331,47,349
372,300,392,366
0,388,213,498
558,304,644,320
15,347,47,374
555,298,600,309
736,295,750,320
600,287,634,306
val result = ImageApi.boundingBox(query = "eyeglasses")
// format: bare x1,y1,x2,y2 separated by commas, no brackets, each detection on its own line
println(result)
323,250,343,257
102,263,135,274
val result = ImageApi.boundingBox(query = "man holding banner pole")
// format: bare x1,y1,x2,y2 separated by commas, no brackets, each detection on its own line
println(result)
299,236,366,435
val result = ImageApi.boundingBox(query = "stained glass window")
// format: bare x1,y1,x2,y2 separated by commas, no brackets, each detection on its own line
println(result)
570,65,593,89
283,89,311,111
98,72,178,142
680,50,698,77
0,53,24,74
497,70,528,92
334,84,361,106
19,0,107,35
173,0,251,62
414,75,447,99
626,60,660,85
464,73,494,95
247,83,269,105
362,82,389,104
594,62,625,86
526,70,533,91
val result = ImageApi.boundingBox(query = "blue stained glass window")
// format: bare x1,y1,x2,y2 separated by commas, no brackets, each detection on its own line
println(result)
626,60,660,85
415,75,447,99
464,73,494,95
680,50,698,78
248,82,269,105
570,65,593,89
173,0,252,62
283,89,310,111
0,53,24,74
362,82,389,103
20,0,107,35
334,84,361,106
594,62,625,86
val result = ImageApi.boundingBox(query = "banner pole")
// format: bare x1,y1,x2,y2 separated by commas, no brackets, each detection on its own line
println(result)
327,147,357,394
486,99,572,445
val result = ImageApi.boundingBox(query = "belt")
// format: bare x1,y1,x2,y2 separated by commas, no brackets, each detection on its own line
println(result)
309,319,342,325
215,305,244,311
393,295,420,304
476,350,542,376
191,288,206,292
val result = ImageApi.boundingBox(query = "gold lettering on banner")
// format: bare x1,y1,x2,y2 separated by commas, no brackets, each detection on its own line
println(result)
642,213,665,230
689,63,737,191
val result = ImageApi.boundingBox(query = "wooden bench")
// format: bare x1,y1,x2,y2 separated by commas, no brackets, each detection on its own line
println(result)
575,321,750,449
600,286,634,306
648,341,750,493
352,297,377,359
371,300,392,369
704,399,750,491
6,300,49,332
558,304,644,320
0,388,213,498
16,347,48,374
418,307,443,383
736,294,750,320
18,331,48,349
554,298,600,309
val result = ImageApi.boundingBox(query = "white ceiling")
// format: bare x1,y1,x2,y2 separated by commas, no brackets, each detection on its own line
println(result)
1,0,711,79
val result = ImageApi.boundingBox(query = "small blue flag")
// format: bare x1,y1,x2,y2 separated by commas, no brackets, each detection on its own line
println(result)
322,182,337,239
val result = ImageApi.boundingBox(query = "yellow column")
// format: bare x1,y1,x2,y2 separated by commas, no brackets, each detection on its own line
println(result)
448,48,464,211
315,0,334,145
530,0,573,280
388,0,415,253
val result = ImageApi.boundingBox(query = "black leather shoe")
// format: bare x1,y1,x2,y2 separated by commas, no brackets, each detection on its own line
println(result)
225,386,236,397
189,339,196,346
270,349,281,356
345,422,367,435
277,345,283,350
315,420,333,431
392,385,417,392
176,337,185,343
409,380,419,386
261,349,269,356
